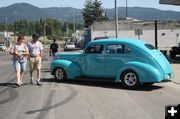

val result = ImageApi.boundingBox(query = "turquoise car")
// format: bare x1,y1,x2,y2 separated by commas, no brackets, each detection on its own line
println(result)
50,38,173,89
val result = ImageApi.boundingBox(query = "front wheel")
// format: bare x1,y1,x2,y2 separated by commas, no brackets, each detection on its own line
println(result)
121,70,140,89
54,67,67,81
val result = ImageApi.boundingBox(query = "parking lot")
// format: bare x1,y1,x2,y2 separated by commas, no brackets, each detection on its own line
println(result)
0,52,180,119
171,63,180,84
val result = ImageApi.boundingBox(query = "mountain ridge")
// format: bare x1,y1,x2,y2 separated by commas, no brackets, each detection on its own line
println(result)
0,3,180,23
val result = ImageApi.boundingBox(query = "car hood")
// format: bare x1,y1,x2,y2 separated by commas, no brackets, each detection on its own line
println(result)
55,52,82,63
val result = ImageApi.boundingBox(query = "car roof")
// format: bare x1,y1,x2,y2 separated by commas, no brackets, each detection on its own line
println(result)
89,38,153,53
93,38,147,46
91,38,146,45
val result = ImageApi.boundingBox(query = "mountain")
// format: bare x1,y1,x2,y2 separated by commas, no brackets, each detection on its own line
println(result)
0,3,180,23
0,3,47,23
106,7,180,21
42,7,83,22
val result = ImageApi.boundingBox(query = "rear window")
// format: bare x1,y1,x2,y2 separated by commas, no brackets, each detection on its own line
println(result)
145,44,156,50
107,44,131,54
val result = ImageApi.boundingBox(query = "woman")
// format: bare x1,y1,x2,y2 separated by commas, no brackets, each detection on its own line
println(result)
10,35,29,86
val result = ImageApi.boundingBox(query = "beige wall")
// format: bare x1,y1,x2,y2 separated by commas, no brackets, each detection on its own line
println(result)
91,29,180,50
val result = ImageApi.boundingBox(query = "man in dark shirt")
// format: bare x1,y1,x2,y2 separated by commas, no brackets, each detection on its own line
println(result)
50,39,59,59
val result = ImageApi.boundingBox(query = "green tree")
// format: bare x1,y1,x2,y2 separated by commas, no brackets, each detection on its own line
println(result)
82,0,94,28
1,17,83,40
82,0,108,28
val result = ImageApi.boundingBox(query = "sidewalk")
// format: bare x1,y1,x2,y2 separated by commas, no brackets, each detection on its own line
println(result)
171,64,180,84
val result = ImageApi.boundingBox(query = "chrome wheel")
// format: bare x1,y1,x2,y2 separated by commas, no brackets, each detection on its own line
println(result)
54,68,66,81
124,72,137,86
121,70,140,89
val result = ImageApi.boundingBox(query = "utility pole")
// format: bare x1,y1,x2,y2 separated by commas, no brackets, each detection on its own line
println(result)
115,0,118,38
155,21,158,48
5,16,8,32
44,22,47,42
126,0,128,18
73,10,76,33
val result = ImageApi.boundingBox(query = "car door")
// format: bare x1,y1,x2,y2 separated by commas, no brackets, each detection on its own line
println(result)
81,44,105,77
104,43,132,78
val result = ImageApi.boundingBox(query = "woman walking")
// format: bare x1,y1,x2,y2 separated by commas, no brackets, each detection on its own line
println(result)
10,35,29,86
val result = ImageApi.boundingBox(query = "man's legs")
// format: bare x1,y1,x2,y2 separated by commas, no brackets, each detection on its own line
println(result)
29,59,35,84
37,68,41,81
36,57,42,85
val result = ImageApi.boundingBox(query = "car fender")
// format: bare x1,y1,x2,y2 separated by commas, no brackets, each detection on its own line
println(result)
50,59,81,79
115,61,163,83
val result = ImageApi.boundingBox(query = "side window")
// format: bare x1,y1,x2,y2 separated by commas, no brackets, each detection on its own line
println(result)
107,44,131,54
124,46,131,54
85,44,103,54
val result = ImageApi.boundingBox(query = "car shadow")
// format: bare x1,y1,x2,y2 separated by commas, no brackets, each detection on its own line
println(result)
41,78,163,91
0,83,20,88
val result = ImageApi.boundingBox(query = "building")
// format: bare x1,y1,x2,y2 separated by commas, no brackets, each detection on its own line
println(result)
0,31,12,47
90,19,180,50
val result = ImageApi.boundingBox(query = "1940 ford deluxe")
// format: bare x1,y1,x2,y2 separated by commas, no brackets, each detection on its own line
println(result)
50,38,173,89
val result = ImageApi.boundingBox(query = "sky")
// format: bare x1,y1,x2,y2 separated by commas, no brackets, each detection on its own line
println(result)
0,0,180,11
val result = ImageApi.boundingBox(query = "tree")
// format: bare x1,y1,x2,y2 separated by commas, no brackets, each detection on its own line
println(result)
82,0,94,28
1,17,83,40
82,0,108,28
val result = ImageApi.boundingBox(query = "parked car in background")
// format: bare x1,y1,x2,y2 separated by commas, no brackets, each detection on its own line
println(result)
64,42,75,51
50,38,174,89
0,44,7,52
170,45,180,59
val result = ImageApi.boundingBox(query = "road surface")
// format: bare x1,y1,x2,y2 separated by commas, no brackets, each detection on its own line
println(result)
0,52,180,119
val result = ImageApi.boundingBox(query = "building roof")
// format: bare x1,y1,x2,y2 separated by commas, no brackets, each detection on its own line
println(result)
159,0,180,5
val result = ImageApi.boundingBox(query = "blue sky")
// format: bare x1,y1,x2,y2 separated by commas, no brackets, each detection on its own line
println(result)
0,0,180,11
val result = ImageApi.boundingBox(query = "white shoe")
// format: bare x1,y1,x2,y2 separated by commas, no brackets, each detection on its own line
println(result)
36,80,42,86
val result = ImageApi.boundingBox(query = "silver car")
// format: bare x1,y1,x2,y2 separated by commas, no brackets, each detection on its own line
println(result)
0,44,7,52
64,42,75,51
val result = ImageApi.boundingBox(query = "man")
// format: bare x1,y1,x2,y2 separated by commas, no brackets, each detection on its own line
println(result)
50,38,59,59
27,33,43,86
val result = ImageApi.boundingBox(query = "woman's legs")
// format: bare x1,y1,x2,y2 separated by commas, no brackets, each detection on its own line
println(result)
20,62,27,85
16,69,21,85
13,61,21,85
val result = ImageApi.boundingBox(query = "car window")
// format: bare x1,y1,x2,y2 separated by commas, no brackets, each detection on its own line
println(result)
107,44,131,54
85,44,103,54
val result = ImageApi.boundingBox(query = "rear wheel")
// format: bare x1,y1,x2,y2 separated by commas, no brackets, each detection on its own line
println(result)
54,67,67,81
121,70,140,89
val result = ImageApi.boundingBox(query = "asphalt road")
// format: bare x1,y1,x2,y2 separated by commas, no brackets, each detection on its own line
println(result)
0,52,180,119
